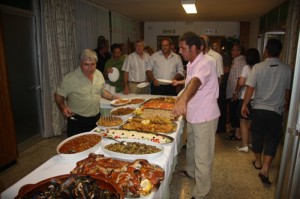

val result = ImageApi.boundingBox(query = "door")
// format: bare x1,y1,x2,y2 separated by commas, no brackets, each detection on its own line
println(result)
276,30,300,198
1,8,43,144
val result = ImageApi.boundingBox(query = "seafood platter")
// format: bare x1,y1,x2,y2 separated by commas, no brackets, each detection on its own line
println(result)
15,174,124,199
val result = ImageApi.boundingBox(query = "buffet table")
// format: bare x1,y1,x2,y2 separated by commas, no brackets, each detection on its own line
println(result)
1,94,184,199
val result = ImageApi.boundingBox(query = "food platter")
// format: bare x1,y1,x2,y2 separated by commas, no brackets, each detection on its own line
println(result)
16,174,124,199
110,98,131,107
108,67,120,82
121,117,177,134
157,79,172,85
100,129,174,144
110,106,136,120
71,153,165,198
101,139,164,161
56,132,102,160
96,116,124,129
129,97,145,107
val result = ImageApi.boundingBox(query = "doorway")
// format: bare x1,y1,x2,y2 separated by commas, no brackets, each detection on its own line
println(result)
1,8,43,144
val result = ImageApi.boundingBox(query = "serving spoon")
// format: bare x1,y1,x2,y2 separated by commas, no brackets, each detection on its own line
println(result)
107,137,128,146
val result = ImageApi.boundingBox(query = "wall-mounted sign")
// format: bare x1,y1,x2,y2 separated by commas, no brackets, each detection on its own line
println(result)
203,29,218,34
162,29,176,34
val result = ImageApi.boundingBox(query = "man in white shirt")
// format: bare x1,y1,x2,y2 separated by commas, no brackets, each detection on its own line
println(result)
146,37,184,96
122,39,150,94
201,34,224,83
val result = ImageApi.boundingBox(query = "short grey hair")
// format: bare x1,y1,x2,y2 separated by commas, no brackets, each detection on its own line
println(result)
80,49,98,62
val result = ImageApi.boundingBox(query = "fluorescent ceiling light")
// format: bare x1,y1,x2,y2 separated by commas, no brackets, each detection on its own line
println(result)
181,0,197,14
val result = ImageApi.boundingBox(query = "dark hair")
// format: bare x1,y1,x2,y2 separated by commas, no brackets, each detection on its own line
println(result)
179,31,205,51
245,48,260,67
97,36,109,50
110,43,122,53
234,44,245,55
266,39,282,57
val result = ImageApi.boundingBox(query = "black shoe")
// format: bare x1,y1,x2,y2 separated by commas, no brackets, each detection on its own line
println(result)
226,134,241,140
258,173,271,186
191,197,196,199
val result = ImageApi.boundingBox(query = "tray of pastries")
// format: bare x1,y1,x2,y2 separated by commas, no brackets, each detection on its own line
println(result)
142,97,176,110
122,116,177,133
96,116,123,128
71,153,165,198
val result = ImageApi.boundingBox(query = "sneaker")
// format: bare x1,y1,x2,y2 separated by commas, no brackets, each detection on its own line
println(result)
236,146,249,152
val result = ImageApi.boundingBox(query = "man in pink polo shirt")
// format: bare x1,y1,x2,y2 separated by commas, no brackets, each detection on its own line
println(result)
172,32,220,199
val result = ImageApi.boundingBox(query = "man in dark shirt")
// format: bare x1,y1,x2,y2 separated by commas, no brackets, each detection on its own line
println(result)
94,36,111,76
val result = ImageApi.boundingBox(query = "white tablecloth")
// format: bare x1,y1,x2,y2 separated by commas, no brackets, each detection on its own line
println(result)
1,94,184,199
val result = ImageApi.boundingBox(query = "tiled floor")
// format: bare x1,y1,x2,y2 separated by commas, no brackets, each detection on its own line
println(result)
0,132,280,199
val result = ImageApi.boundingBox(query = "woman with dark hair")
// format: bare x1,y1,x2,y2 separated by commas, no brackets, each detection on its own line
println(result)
236,48,260,152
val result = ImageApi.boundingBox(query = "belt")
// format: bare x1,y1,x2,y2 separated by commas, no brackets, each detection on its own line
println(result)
129,81,146,84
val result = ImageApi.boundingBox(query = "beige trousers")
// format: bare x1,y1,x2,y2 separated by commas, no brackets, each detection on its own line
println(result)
186,118,218,199
128,82,150,94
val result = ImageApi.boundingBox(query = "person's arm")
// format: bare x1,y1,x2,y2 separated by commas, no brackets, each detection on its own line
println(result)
54,93,72,118
123,71,129,95
238,76,246,87
172,79,185,86
101,89,119,100
173,73,183,81
171,77,201,116
232,77,242,101
241,86,254,118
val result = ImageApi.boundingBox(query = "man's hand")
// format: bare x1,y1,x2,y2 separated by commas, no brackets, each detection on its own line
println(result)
241,104,249,118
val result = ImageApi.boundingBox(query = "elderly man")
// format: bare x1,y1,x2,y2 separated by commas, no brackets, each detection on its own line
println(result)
172,32,220,199
122,39,150,94
54,49,118,137
226,44,246,140
201,34,224,83
146,37,184,96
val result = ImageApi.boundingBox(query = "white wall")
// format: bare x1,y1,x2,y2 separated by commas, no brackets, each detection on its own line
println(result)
144,21,240,51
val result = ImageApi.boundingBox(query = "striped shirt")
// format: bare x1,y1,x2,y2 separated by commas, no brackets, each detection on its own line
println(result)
122,52,150,82
226,55,246,99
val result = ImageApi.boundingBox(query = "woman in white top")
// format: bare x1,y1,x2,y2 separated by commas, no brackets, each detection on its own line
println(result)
236,48,260,152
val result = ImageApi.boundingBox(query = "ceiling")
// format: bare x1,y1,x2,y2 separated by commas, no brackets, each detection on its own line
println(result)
89,0,286,22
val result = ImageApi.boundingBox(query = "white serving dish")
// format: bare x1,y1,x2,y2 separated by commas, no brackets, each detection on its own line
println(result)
137,82,149,88
157,79,172,85
101,138,163,161
108,67,120,82
56,132,102,160
110,98,130,107
101,129,174,144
